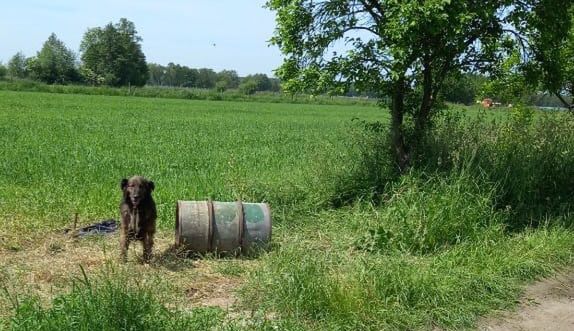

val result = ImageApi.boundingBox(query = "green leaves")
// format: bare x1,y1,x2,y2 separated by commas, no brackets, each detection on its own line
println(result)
28,33,79,85
267,0,512,98
505,0,574,108
7,52,28,79
80,18,149,87
268,1,574,170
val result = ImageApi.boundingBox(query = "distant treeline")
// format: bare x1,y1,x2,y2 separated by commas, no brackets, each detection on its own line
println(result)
147,63,280,94
0,18,281,95
0,79,379,107
0,17,568,106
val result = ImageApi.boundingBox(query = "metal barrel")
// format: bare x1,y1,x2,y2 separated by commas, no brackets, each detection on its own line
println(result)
175,200,272,254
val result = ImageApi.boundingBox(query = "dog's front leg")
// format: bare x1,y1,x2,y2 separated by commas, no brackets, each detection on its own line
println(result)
143,232,154,264
120,209,131,263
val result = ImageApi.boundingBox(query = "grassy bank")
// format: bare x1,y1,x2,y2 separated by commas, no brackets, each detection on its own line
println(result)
243,174,574,330
0,80,378,107
1,90,573,330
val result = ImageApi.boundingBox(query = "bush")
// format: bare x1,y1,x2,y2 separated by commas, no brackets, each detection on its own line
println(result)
324,119,397,207
355,172,506,254
238,80,258,95
418,106,574,228
245,214,574,330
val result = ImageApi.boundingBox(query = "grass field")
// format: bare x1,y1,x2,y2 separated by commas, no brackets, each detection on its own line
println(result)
1,90,573,330
0,90,382,233
0,79,380,107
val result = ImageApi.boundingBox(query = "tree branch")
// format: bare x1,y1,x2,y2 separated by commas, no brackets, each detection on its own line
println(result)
503,28,530,54
357,0,384,26
554,92,574,110
339,26,379,37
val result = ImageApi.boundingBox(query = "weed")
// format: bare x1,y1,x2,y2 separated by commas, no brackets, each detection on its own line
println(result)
5,265,225,331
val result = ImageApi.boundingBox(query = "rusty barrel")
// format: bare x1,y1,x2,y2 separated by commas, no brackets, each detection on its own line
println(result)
175,200,272,254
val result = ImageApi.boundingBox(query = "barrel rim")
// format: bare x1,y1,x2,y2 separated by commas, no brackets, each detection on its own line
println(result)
263,202,272,241
175,200,182,246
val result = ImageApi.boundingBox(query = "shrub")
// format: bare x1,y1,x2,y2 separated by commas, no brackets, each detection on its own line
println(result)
325,119,397,207
355,172,506,254
238,80,258,95
418,106,574,228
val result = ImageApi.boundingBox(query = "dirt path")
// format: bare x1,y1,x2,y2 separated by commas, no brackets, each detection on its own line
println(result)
479,270,574,331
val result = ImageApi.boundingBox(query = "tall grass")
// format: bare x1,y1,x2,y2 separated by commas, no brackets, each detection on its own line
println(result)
243,174,574,330
5,266,224,330
418,105,574,228
0,80,378,107
355,172,506,254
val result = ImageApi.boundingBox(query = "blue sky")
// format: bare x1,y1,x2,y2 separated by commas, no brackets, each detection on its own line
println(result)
0,0,283,76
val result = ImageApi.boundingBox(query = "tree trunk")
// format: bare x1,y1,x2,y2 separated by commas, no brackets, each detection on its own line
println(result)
414,56,433,135
390,76,409,172
555,92,573,111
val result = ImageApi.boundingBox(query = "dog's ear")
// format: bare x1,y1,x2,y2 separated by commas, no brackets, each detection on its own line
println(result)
148,181,155,192
120,178,128,190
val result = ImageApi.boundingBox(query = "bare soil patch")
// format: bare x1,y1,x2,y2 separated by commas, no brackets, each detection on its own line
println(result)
479,270,574,331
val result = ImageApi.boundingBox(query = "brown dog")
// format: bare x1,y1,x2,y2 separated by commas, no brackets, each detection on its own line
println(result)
119,176,157,263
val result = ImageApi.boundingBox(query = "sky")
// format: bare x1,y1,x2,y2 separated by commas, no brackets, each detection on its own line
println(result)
0,0,283,76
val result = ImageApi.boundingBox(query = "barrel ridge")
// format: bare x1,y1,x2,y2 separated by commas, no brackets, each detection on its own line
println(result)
176,200,271,254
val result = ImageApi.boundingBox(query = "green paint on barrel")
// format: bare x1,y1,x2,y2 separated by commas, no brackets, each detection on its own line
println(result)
175,201,272,254
244,204,265,223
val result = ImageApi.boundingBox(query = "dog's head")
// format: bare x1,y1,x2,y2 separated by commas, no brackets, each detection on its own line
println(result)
121,176,155,207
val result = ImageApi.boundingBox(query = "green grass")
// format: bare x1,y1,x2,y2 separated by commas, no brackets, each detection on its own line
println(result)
0,79,379,107
1,90,574,330
0,90,383,234
243,173,574,330
6,266,225,331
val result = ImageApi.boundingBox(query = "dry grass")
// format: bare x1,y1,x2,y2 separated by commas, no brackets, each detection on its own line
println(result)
0,228,255,320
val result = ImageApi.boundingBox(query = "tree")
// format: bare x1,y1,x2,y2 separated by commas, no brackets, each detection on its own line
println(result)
215,80,228,93
239,79,258,95
7,52,28,79
249,73,272,91
0,62,6,80
146,63,200,87
147,63,166,86
519,3,574,109
481,50,534,104
180,66,198,87
79,66,105,86
196,68,217,89
240,74,273,92
441,72,487,105
216,70,240,89
164,63,185,86
267,0,571,171
80,18,149,87
269,77,281,92
28,33,79,84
